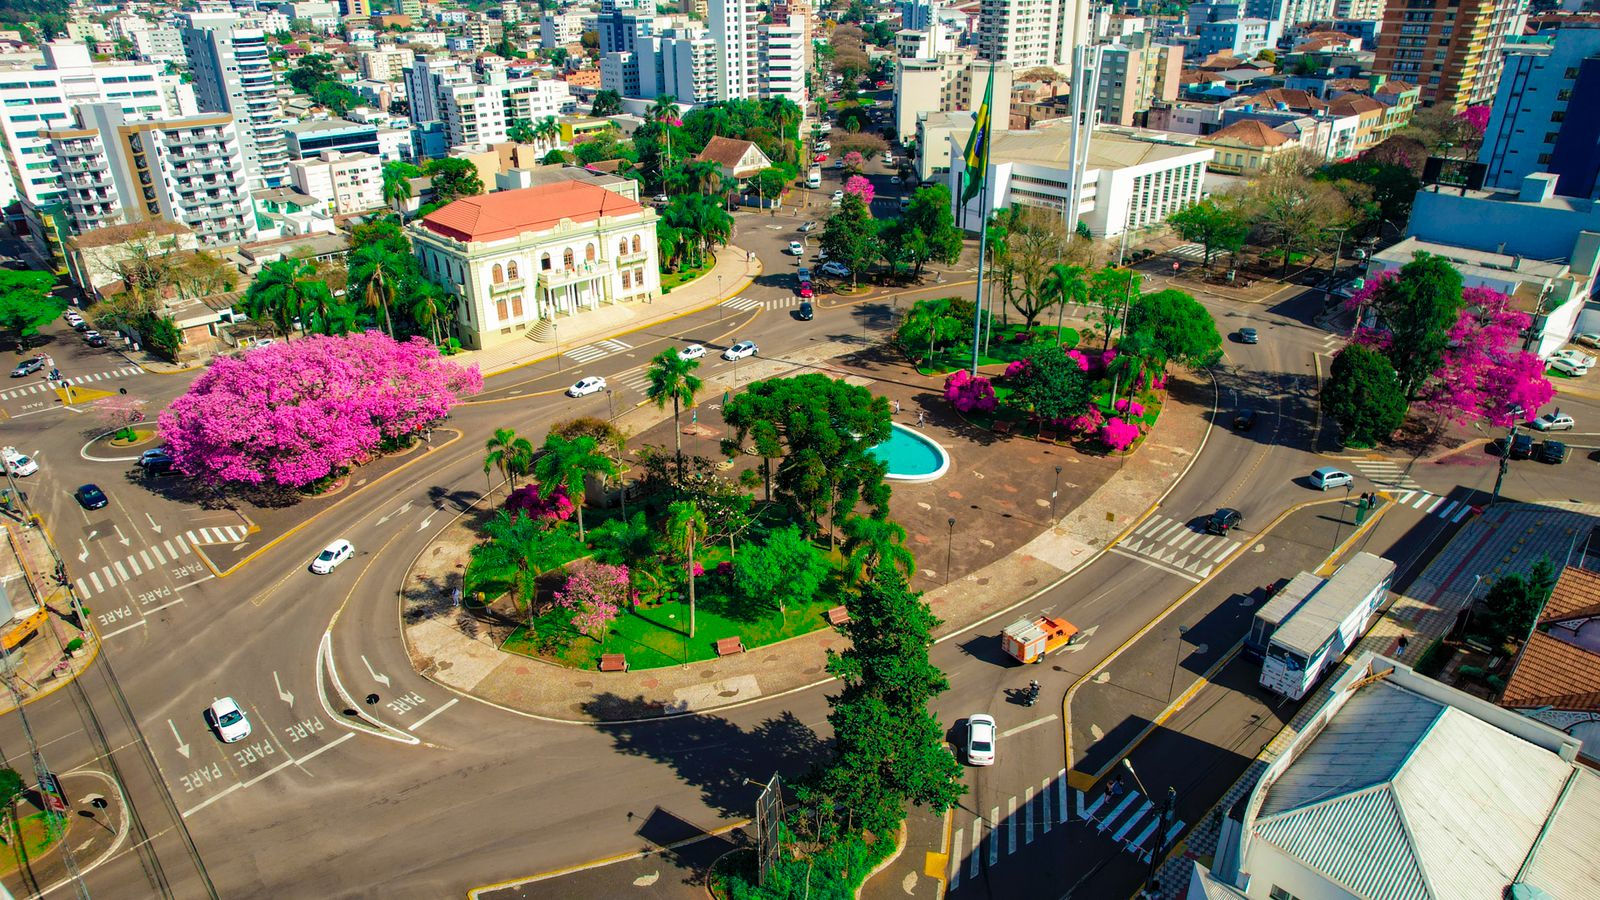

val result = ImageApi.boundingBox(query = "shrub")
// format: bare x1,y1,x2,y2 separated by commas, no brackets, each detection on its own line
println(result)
1065,349,1089,372
1113,398,1146,418
943,369,997,413
1101,416,1140,452
506,483,575,524
1065,407,1103,434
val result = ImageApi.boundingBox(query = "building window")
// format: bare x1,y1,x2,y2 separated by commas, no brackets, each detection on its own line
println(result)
618,237,628,255
1538,153,1552,164
563,248,575,269
511,296,523,317
621,270,632,288
1268,888,1300,900
541,252,552,271
495,298,508,321
632,234,642,254
492,263,504,284
508,260,518,280
1552,110,1565,122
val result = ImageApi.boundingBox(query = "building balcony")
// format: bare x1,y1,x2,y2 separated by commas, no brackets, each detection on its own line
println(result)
541,261,610,286
59,157,105,174
489,277,526,294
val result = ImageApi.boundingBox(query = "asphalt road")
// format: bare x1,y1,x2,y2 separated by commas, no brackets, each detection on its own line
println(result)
2,212,1598,899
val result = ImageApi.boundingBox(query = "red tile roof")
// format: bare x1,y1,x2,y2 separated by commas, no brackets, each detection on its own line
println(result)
1501,568,1600,712
419,181,644,243
1206,119,1292,148
1544,567,1600,622
1328,94,1386,116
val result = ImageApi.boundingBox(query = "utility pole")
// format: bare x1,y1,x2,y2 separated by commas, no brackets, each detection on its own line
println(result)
1490,422,1517,506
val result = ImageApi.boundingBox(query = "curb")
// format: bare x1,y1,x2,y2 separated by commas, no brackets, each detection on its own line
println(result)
464,819,749,899
854,821,908,900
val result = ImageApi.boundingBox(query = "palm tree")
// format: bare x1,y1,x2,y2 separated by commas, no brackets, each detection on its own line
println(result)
507,117,536,144
484,427,534,492
347,242,405,337
841,514,915,585
409,277,447,346
664,500,707,638
1042,263,1087,346
762,97,803,140
644,348,702,478
382,161,418,221
532,115,561,151
685,160,725,196
532,433,617,540
244,257,327,341
648,94,678,185
471,510,544,626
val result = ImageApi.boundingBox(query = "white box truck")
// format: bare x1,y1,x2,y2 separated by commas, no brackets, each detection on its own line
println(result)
806,166,822,189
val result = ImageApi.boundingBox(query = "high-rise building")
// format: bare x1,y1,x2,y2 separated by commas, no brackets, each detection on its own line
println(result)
181,13,288,189
1096,40,1182,126
290,150,385,216
1480,21,1600,199
403,56,471,124
1373,0,1529,110
978,0,1091,69
901,0,935,31
710,0,760,100
634,31,719,104
759,14,808,106
1333,0,1385,18
45,102,257,248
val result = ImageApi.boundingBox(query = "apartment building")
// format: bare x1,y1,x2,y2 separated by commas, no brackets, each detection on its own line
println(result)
290,150,384,216
131,27,186,65
1373,0,1529,110
284,118,383,160
44,102,257,249
1333,0,1385,17
403,56,471,125
976,0,1091,69
710,0,760,101
894,53,1013,145
759,14,808,106
541,11,586,48
1097,41,1182,127
181,12,287,189
1480,22,1600,198
358,47,415,82
439,75,575,147
635,32,719,104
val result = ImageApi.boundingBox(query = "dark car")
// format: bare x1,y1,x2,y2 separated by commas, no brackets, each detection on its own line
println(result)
796,301,814,321
1535,440,1569,464
1233,409,1258,431
796,266,812,285
74,484,108,510
86,334,108,348
1206,508,1243,535
1238,327,1258,344
1509,432,1535,460
72,320,91,332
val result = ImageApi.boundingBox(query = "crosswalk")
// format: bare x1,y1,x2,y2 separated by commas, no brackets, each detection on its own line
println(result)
722,295,804,312
617,366,652,394
1168,243,1208,261
947,777,1186,890
1354,459,1421,491
1391,489,1475,523
73,526,247,600
565,338,633,364
722,296,763,312
1111,513,1240,581
0,366,142,401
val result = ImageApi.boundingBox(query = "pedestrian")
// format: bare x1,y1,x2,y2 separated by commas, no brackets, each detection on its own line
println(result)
1397,635,1410,656
917,410,926,427
892,399,901,415
1109,774,1125,797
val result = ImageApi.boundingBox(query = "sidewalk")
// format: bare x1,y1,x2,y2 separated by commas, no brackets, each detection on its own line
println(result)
0,525,95,715
400,357,1217,723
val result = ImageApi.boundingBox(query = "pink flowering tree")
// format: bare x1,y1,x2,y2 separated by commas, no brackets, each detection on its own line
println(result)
1101,417,1141,452
158,332,482,488
1422,286,1552,426
553,561,631,639
95,395,149,442
505,483,576,525
844,174,875,205
842,151,865,171
1065,407,1103,435
1065,349,1090,372
943,369,997,413
1458,105,1491,134
1004,358,1033,380
1114,398,1146,419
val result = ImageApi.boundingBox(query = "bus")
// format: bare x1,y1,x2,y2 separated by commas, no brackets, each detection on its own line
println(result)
1257,552,1395,701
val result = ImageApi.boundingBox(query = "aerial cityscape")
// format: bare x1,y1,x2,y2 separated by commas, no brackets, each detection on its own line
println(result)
0,0,1596,897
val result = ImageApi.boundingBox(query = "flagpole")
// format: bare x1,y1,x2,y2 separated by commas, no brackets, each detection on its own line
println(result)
970,176,989,376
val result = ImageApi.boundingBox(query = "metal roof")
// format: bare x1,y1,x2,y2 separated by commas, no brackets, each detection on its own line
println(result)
1270,552,1394,658
1255,571,1325,630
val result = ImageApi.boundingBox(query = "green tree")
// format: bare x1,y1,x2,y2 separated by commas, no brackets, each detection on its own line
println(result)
1480,558,1557,648
381,160,420,220
1008,349,1093,423
820,193,879,288
1124,288,1223,369
755,167,788,208
662,193,732,267
664,500,708,637
0,765,23,842
896,297,966,362
409,276,449,346
883,187,963,278
1319,158,1421,229
346,242,407,336
507,117,536,144
484,427,534,491
997,204,1073,329
136,311,183,362
841,514,914,585
244,258,329,341
286,53,336,94
425,157,484,205
1167,198,1250,270
591,89,623,118
532,115,561,149
0,270,62,350
533,433,617,540
1041,262,1087,343
1246,162,1352,273
1365,252,1465,401
732,525,828,616
1322,345,1408,447
467,510,545,625
310,81,361,115
644,348,702,478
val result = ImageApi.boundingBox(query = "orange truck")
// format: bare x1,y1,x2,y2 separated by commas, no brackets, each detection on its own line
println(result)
1001,614,1080,664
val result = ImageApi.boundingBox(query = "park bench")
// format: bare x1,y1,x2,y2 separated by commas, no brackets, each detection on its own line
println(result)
826,606,851,626
1037,428,1059,444
992,420,1013,436
599,653,628,672
715,637,745,656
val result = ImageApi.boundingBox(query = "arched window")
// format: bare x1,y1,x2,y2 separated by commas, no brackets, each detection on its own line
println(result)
540,253,552,271
492,263,504,284
618,238,628,255
632,235,641,254
585,243,596,262
621,270,632,288
563,248,575,269
507,260,519,280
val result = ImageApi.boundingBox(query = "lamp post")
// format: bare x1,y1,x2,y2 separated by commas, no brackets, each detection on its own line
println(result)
1491,422,1518,506
606,388,616,422
1331,482,1353,551
1121,760,1177,899
945,516,955,585
1051,465,1063,523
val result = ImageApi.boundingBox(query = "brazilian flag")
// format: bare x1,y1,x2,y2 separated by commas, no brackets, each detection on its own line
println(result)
961,64,997,207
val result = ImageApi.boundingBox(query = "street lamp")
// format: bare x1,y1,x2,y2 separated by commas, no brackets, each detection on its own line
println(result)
1121,759,1177,899
606,388,616,422
1331,482,1353,551
945,516,956,585
1051,465,1063,523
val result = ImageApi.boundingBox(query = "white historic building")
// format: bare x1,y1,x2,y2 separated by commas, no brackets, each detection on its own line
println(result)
409,180,661,350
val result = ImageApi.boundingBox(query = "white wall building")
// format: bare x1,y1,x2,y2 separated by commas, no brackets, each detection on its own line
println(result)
895,53,1012,145
131,27,187,64
709,0,760,101
409,180,661,350
759,15,808,105
541,11,587,48
1479,24,1600,197
977,0,1091,69
949,125,1212,238
403,55,471,124
181,13,287,189
45,102,257,248
636,32,719,104
358,47,416,82
290,149,384,216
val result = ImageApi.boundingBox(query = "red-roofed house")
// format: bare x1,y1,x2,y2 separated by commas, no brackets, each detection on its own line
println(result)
409,180,660,349
1500,567,1600,765
1198,119,1299,174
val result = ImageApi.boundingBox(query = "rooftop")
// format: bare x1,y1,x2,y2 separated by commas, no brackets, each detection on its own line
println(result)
1502,568,1600,713
418,180,645,243
66,219,192,250
696,135,762,169
1203,119,1291,148
282,118,374,135
1375,237,1573,283
992,125,1207,170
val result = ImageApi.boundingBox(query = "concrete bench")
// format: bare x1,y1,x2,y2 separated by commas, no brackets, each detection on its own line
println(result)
826,606,850,626
715,637,745,656
1037,428,1059,444
599,653,628,672
992,420,1013,435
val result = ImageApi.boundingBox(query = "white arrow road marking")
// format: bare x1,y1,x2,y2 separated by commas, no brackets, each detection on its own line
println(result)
361,655,391,688
1061,624,1100,652
114,525,129,546
169,719,190,759
274,671,294,707
77,539,88,562
418,512,435,531
146,513,162,534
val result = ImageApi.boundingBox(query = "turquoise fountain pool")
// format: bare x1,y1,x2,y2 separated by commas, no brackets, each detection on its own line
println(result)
869,423,950,483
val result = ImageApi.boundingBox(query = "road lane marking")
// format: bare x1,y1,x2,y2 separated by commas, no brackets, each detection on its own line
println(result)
1006,796,1016,854
987,806,999,865
1041,779,1052,833
406,697,458,731
146,596,185,614
180,782,242,818
1057,769,1069,823
112,560,128,580
139,550,154,569
950,827,964,889
149,544,166,564
175,574,215,590
126,555,140,575
970,816,982,877
1001,714,1059,738
1024,787,1035,844
1107,547,1204,583
99,620,146,640
90,570,106,591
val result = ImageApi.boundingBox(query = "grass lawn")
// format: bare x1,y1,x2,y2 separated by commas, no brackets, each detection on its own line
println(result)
0,811,64,877
914,324,1080,376
660,259,713,292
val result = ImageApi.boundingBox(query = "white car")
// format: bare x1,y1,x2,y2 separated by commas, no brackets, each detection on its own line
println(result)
787,240,804,256
1554,348,1597,370
206,697,252,744
310,538,354,574
1550,357,1590,377
1,447,37,477
882,153,896,165
820,261,851,278
722,341,758,361
567,376,607,397
1575,332,1600,350
678,343,706,361
965,714,996,766
1529,412,1576,432
831,190,844,202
